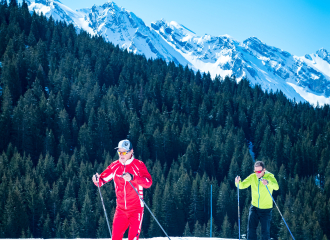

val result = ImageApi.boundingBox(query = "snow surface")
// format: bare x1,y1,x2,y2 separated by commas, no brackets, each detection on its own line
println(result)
287,82,330,106
301,54,330,79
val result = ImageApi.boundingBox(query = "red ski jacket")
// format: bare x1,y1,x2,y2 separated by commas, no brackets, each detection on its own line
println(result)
96,156,152,210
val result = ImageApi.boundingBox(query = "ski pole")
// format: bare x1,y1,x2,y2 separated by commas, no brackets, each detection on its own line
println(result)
262,179,295,240
96,175,112,238
237,181,240,240
128,180,171,240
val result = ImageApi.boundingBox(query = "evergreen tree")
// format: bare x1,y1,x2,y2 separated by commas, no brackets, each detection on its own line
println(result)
220,214,232,238
70,217,80,238
148,183,164,236
188,175,203,228
216,180,230,225
183,222,192,237
3,184,28,237
97,216,109,238
42,214,52,238
80,192,95,238
193,221,203,237
0,87,12,150
205,217,218,237
161,180,177,235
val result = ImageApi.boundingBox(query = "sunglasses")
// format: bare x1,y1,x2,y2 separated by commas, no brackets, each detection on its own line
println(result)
254,170,264,174
118,150,130,156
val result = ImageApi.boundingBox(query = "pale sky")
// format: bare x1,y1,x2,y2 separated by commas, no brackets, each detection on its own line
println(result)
60,0,330,57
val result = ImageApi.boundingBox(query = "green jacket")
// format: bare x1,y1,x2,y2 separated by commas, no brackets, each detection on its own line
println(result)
235,171,279,209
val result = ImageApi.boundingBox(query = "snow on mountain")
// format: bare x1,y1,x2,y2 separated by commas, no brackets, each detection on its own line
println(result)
77,2,191,66
151,20,330,105
27,0,94,34
26,0,330,106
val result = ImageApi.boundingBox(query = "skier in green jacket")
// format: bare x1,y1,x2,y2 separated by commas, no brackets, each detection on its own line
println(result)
235,161,279,240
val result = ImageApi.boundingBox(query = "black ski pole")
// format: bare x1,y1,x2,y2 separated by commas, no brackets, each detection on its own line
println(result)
96,175,112,238
128,180,171,240
261,178,295,240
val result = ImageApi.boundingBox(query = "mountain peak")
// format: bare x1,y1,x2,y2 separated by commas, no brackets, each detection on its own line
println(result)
104,1,120,9
243,36,264,45
27,0,61,5
151,19,196,38
169,21,196,35
91,1,121,11
316,48,330,64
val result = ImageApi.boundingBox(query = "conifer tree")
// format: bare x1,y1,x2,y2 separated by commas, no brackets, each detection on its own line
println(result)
70,217,80,238
42,214,52,238
4,184,28,237
183,222,192,236
80,191,95,238
96,216,108,238
184,141,199,172
220,214,232,238
61,218,70,238
161,180,177,235
148,184,164,237
188,175,203,228
0,87,12,150
193,221,203,237
228,153,240,181
205,217,218,237
137,133,150,161
216,180,230,225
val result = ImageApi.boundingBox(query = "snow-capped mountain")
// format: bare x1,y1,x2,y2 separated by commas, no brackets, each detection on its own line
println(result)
150,20,330,105
27,0,94,34
26,0,330,106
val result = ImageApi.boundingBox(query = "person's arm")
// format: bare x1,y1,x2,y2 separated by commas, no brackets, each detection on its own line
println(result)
93,163,116,187
131,161,152,188
265,174,279,190
235,174,253,189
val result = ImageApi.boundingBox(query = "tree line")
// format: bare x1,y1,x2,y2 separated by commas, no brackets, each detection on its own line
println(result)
0,1,330,239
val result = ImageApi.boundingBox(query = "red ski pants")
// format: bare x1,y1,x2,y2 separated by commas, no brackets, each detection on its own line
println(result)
112,207,144,240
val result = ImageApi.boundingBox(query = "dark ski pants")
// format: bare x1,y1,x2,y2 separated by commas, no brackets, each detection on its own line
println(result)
247,205,272,240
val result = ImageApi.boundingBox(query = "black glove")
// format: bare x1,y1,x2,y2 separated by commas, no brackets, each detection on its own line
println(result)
122,172,134,181
128,172,134,180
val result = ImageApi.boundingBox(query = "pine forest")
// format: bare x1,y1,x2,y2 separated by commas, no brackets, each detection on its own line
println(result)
0,1,330,239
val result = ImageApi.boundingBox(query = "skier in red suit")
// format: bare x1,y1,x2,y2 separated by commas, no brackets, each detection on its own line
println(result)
92,139,152,240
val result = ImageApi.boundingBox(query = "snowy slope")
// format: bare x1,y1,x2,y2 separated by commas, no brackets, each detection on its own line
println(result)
27,0,94,34
26,0,330,106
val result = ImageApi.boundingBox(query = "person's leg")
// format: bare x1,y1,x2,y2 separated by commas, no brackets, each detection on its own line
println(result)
127,208,144,240
112,208,129,240
260,208,272,240
247,205,259,240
